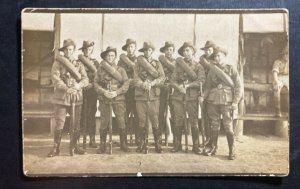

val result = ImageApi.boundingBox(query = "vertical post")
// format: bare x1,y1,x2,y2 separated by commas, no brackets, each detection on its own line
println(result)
193,14,197,46
53,13,61,59
235,14,245,138
101,13,105,52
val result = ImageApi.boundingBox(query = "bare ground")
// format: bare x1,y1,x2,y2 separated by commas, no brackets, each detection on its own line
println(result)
23,134,288,177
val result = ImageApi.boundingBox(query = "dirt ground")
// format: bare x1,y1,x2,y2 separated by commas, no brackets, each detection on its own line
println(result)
23,133,288,177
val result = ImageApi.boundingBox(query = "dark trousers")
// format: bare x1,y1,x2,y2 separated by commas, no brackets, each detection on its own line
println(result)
158,87,175,135
80,94,97,137
99,101,126,131
172,100,199,129
54,104,82,133
136,100,160,129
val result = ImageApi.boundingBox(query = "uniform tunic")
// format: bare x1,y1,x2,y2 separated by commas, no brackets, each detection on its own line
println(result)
133,56,165,129
51,56,88,131
79,56,100,136
170,58,206,129
94,61,129,130
205,63,241,134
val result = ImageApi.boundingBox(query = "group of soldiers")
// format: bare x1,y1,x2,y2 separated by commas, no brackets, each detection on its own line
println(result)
47,37,287,160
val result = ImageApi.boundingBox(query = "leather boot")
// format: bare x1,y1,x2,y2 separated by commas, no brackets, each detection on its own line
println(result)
204,130,218,156
89,135,98,148
136,127,145,153
120,128,130,152
97,128,107,154
48,129,62,157
171,127,182,153
74,132,87,155
153,127,163,153
227,134,236,160
191,127,202,155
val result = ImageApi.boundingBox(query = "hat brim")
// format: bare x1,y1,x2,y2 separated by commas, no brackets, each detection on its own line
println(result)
200,45,214,50
79,42,95,50
178,45,196,57
122,42,136,51
101,49,117,59
160,45,175,53
138,46,155,52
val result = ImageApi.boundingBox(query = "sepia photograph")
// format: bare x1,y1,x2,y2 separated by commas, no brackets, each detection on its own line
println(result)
22,8,289,176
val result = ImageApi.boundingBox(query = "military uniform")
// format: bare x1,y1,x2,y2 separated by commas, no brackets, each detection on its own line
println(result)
94,50,130,153
205,53,242,159
48,40,89,157
170,57,206,154
118,54,138,145
272,53,289,116
134,53,165,153
158,55,176,145
79,55,100,148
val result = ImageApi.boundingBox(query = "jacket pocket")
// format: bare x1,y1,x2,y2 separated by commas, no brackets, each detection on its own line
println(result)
154,88,160,96
189,88,198,98
224,89,233,102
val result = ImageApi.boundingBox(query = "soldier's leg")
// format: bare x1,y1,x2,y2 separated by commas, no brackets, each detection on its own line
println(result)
97,101,110,154
135,101,147,152
87,95,98,148
149,99,163,153
171,100,185,153
169,97,175,146
132,100,139,146
203,100,211,146
113,102,130,152
187,101,202,154
72,105,86,155
48,104,66,157
158,89,167,143
221,105,236,160
204,103,221,156
80,96,88,149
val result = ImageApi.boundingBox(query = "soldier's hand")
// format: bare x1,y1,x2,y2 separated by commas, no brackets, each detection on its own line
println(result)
110,91,117,98
142,82,151,91
73,83,81,91
67,88,77,94
178,86,186,94
104,91,114,99
84,83,93,90
231,103,238,110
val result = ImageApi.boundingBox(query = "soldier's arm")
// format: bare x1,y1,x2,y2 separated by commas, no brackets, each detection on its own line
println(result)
93,66,107,95
170,66,181,91
133,64,144,89
203,71,212,99
187,64,206,88
78,62,89,88
232,67,242,104
116,68,129,95
151,61,165,87
51,61,68,91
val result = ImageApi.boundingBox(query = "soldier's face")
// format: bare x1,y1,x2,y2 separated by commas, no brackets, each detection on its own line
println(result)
164,47,174,58
214,52,226,65
63,45,75,58
183,47,194,59
105,51,116,63
83,46,94,57
205,47,214,57
127,43,136,55
144,48,153,58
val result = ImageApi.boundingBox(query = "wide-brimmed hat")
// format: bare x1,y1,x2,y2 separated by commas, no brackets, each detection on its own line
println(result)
200,40,216,50
79,40,95,50
160,41,175,53
100,46,117,59
58,39,76,51
122,38,136,51
178,42,196,57
213,46,228,56
138,41,155,52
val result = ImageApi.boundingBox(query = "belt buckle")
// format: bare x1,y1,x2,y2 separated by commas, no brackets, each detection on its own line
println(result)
217,84,223,89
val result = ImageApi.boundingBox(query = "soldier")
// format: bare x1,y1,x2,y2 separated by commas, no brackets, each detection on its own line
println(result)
94,46,130,153
78,40,100,149
134,42,165,153
204,46,242,160
158,41,176,146
48,39,88,157
118,39,138,145
272,46,289,117
199,41,216,148
170,42,206,154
